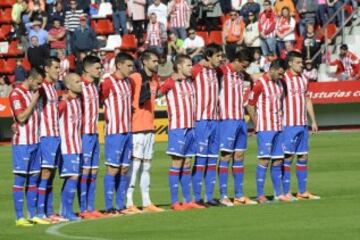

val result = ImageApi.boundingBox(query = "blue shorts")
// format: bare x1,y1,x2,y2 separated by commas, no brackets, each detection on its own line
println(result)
194,120,220,157
282,126,309,155
167,128,196,158
219,120,247,153
256,131,284,159
81,134,100,169
12,144,41,175
105,133,132,167
40,136,61,168
59,154,81,177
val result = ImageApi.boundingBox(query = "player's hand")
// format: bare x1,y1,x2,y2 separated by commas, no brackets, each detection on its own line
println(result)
11,123,17,134
31,91,40,102
311,122,318,134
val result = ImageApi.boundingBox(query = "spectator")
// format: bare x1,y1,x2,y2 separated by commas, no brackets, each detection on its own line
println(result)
302,23,322,67
259,0,277,56
75,51,87,74
29,20,49,46
145,13,167,55
317,0,328,26
12,0,26,25
303,59,319,82
275,6,296,54
77,0,91,14
49,1,66,25
231,0,244,11
28,1,48,29
111,0,128,35
27,35,49,68
274,0,296,16
222,9,245,61
330,44,360,81
72,15,97,57
201,0,223,32
280,40,294,59
220,0,232,14
167,31,185,60
148,0,168,29
57,49,69,88
240,0,261,21
28,0,45,11
0,75,12,97
128,0,147,43
247,49,266,74
244,11,261,53
14,59,27,83
327,0,343,27
48,18,66,56
64,0,84,54
108,48,120,75
168,0,191,40
183,28,205,61
296,0,318,35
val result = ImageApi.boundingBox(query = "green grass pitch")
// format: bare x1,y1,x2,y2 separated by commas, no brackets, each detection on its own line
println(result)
1,131,360,240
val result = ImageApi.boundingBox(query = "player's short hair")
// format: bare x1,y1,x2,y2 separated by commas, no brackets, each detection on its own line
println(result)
28,67,45,80
340,44,348,50
141,49,159,62
173,54,192,72
263,0,271,5
286,51,302,65
83,55,101,71
115,52,134,66
233,49,253,63
44,57,60,68
204,43,223,59
269,59,286,70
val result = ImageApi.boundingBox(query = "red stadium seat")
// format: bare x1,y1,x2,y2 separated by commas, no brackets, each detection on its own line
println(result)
0,0,16,7
0,58,16,74
22,58,31,72
209,31,223,45
67,54,76,71
120,34,137,50
0,24,12,40
8,75,15,84
0,8,13,24
343,4,353,16
196,31,210,45
5,40,24,57
0,59,6,74
94,19,114,35
326,23,337,40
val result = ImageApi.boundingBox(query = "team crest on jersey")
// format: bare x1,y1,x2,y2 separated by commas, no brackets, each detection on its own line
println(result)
13,100,22,110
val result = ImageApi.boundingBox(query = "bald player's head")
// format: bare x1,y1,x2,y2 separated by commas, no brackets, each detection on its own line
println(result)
64,73,82,94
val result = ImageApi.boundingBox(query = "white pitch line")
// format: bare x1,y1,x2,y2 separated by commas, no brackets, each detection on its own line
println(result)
46,221,110,240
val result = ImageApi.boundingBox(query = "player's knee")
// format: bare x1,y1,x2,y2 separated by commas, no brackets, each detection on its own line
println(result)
183,158,192,169
69,175,78,181
234,151,245,160
285,154,295,161
143,161,151,171
121,166,129,175
91,168,98,175
107,166,119,176
220,152,232,162
258,159,270,167
171,158,183,168
41,168,52,179
298,154,308,161
272,159,283,166
82,168,91,175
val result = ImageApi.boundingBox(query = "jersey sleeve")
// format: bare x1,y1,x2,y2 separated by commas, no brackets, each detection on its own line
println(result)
191,64,203,80
248,80,263,106
9,91,26,116
99,78,112,102
58,99,67,116
159,78,175,95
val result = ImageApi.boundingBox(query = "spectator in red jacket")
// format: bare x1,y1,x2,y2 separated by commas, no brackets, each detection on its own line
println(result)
259,0,277,56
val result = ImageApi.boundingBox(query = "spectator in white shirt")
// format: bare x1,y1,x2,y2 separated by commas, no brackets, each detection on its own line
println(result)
148,0,168,29
183,28,205,60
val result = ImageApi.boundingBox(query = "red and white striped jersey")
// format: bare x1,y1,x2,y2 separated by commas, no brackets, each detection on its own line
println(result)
339,51,359,77
282,70,309,126
258,9,276,39
192,64,219,121
147,22,161,46
59,96,82,154
168,0,190,28
100,74,132,135
218,64,245,120
159,77,195,129
81,77,99,134
9,85,40,145
39,81,59,137
248,74,283,132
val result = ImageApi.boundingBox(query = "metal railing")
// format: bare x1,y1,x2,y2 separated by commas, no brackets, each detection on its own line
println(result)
310,0,356,65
